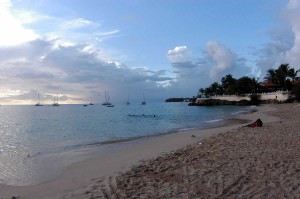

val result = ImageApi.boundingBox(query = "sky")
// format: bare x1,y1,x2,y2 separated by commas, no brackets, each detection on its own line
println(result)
0,0,300,105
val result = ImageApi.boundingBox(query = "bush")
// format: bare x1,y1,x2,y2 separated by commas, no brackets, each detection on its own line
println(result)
292,82,300,102
250,94,260,105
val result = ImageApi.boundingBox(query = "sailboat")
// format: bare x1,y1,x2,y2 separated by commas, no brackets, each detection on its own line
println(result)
52,94,59,106
126,94,130,105
102,91,111,106
102,91,114,107
141,93,146,105
35,93,43,106
89,97,94,105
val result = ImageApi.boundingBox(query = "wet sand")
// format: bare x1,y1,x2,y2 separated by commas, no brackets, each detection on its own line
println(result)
1,104,299,198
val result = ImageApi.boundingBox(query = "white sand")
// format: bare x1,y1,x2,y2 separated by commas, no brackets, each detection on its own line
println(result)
0,104,280,199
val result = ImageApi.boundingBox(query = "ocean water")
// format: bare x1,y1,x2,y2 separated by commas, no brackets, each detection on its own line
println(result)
0,102,253,186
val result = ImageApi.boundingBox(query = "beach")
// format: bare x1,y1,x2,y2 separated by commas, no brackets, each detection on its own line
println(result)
0,103,299,198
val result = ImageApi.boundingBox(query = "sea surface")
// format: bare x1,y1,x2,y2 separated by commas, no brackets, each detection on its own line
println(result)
0,102,255,186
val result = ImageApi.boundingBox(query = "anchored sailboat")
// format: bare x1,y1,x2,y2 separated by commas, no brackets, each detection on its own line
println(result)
52,94,59,106
89,97,94,105
126,94,130,105
102,91,114,107
35,93,43,106
141,93,146,105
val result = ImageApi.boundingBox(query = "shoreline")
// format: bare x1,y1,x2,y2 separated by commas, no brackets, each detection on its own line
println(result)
97,103,299,198
90,105,259,147
0,104,280,198
0,106,254,187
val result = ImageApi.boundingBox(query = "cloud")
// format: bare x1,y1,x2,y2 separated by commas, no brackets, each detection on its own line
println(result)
43,16,120,45
3,1,119,46
0,1,38,46
166,41,253,97
166,46,211,96
284,0,300,69
255,0,300,77
169,41,246,82
2,0,299,104
0,38,176,104
205,41,237,80
167,46,189,63
0,1,170,104
61,18,96,30
167,47,209,96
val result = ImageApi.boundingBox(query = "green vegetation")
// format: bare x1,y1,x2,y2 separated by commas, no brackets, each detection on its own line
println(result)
198,64,299,98
199,75,259,97
263,64,299,91
292,82,300,102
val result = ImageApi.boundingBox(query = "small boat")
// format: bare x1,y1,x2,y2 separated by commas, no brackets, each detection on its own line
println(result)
102,91,111,106
35,93,43,106
141,93,146,105
102,91,114,107
126,94,130,105
89,97,94,105
52,94,59,106
83,104,88,107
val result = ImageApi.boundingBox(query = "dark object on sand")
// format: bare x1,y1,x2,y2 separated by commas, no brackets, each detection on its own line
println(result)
244,119,263,127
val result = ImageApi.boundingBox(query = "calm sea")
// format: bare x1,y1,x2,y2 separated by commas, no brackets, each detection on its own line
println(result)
0,102,254,186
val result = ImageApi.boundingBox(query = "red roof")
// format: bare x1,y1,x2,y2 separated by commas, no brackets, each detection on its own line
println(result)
260,82,280,87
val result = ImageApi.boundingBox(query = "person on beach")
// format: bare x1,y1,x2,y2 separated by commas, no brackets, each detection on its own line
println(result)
244,119,263,127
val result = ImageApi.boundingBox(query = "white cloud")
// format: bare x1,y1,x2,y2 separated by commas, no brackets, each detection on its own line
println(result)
284,0,300,69
61,18,95,30
167,46,189,63
167,46,209,96
0,0,38,46
0,38,175,104
166,41,253,97
0,1,175,104
287,0,300,9
205,41,236,80
6,0,299,103
41,17,120,46
254,0,300,78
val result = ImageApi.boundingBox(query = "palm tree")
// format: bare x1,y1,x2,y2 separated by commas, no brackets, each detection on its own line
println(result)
198,88,205,97
210,82,223,95
275,64,290,90
251,78,259,93
288,68,300,83
264,69,277,84
221,74,237,94
236,76,259,94
264,69,278,91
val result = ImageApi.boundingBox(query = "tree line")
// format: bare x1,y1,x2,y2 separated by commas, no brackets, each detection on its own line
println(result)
198,64,300,98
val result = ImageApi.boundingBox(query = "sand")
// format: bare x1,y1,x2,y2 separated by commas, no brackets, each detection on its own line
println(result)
0,104,299,198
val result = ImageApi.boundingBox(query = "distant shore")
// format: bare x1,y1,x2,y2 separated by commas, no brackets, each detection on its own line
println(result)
188,91,291,106
1,103,299,198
